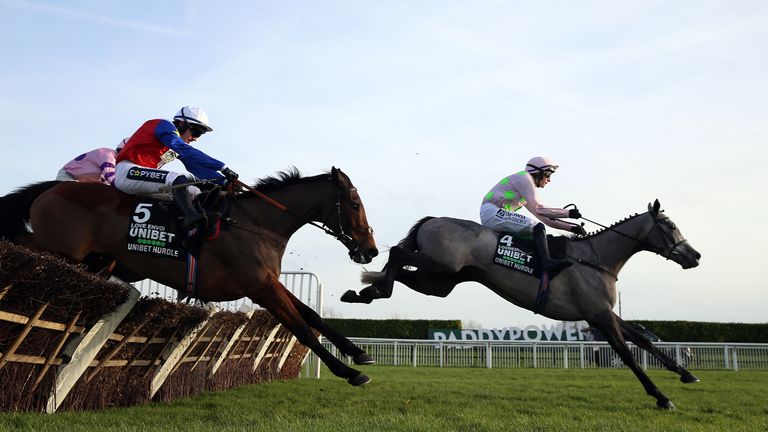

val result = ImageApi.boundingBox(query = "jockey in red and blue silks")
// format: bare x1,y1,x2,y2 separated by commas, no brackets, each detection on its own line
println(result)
114,106,239,229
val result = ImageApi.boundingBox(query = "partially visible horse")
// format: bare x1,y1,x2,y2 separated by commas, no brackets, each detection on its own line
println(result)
341,200,701,408
0,167,379,385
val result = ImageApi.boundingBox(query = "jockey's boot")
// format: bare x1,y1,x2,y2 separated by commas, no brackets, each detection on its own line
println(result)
533,223,572,272
172,187,205,230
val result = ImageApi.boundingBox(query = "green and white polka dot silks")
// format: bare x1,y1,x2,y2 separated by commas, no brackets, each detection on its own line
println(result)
481,170,572,232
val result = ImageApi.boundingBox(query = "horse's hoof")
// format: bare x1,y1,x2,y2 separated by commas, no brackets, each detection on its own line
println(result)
347,372,371,386
681,372,700,384
340,290,360,303
353,353,375,365
657,400,676,410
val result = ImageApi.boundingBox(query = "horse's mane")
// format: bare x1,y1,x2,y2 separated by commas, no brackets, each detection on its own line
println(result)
574,212,644,240
242,167,330,195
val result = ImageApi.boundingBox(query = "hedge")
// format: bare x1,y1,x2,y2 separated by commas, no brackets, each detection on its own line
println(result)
632,320,768,343
325,318,461,340
324,318,768,342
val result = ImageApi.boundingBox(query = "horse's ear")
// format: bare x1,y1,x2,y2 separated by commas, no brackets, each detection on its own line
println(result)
330,167,341,184
648,199,661,215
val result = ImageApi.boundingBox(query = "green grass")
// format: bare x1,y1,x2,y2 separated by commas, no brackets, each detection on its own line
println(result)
1,367,766,432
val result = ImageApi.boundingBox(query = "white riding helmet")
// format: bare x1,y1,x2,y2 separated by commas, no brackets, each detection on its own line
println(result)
116,137,129,151
173,106,213,132
525,156,559,174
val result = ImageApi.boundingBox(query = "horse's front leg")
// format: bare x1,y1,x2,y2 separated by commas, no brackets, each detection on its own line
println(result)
252,273,370,385
286,289,374,365
615,313,700,383
589,310,676,410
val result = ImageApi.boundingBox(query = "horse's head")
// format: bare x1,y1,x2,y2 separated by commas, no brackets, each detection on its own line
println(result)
642,199,701,269
328,167,379,264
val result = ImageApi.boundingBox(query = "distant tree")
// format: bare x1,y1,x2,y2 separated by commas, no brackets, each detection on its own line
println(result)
463,319,483,329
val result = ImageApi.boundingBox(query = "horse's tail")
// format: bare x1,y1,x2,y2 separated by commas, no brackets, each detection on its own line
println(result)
0,181,61,240
360,216,435,286
360,271,385,285
397,216,435,252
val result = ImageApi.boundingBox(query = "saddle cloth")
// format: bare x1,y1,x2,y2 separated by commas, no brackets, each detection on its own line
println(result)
125,188,226,260
492,234,567,279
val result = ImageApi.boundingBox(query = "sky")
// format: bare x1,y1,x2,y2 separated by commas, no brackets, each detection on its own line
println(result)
1,0,766,329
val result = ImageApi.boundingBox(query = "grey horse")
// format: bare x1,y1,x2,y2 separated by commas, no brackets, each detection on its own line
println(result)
341,200,701,409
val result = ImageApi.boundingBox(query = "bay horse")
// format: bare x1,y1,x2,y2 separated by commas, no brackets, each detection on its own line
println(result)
0,167,379,385
341,200,701,408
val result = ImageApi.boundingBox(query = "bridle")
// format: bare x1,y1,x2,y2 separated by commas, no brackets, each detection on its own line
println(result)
577,211,687,259
229,175,373,261
316,181,374,261
641,212,689,260
568,209,690,279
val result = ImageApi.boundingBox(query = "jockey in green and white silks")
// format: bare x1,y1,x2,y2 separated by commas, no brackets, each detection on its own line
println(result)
480,156,585,271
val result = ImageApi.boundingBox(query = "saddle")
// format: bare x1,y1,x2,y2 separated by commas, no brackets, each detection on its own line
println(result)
180,186,230,255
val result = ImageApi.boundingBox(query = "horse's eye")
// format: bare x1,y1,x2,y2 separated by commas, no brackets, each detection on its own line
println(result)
351,202,360,210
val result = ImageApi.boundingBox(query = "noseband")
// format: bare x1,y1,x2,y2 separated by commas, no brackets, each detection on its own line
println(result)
319,185,374,261
643,213,689,260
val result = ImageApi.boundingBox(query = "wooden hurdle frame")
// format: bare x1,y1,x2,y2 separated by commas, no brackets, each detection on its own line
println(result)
0,277,312,413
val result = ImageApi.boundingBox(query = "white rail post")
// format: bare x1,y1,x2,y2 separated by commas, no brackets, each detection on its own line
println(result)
412,343,417,368
486,342,492,369
439,342,444,368
393,341,398,366
563,346,568,369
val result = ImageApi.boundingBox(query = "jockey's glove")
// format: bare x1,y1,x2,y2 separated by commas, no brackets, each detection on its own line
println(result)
570,224,587,236
222,167,239,183
568,208,582,219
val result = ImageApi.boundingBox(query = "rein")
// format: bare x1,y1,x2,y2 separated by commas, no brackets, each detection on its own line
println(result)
566,210,689,279
229,179,368,258
578,213,686,259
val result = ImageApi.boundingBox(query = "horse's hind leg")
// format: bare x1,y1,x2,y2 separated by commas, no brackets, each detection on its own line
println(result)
589,310,675,410
341,246,407,303
615,313,700,383
286,290,374,365
253,273,369,385
342,246,458,303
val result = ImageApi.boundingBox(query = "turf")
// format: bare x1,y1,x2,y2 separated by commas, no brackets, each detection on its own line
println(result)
1,367,766,432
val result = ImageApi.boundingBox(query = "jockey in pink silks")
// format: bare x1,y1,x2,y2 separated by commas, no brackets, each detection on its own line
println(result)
56,138,128,185
480,156,586,271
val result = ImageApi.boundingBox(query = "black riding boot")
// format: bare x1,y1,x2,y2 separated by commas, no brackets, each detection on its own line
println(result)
533,223,572,272
172,187,204,230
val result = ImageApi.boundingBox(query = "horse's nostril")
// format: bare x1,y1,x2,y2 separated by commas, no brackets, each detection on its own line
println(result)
370,248,379,258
